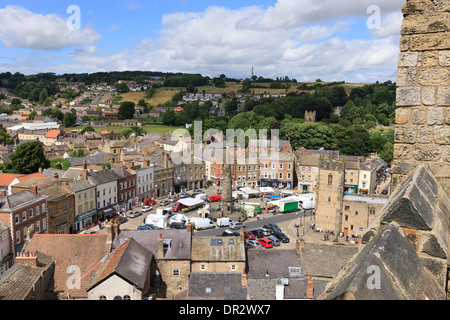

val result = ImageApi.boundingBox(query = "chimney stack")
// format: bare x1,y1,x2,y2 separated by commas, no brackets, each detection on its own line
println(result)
53,173,59,179
106,222,115,244
83,160,87,170
306,276,314,299
15,251,37,266
157,234,164,259
241,270,247,288
30,183,38,195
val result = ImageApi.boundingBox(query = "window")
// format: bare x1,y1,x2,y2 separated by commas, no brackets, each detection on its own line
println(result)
288,267,303,277
205,287,211,294
355,211,358,216
200,264,207,271
231,265,237,271
16,230,20,244
345,215,348,221
99,295,107,300
172,268,180,276
287,173,291,179
279,173,283,179
29,208,34,218
279,163,283,169
22,211,26,221
36,206,40,215
42,203,46,212
328,174,333,186
15,214,19,224
344,206,350,211
123,295,131,300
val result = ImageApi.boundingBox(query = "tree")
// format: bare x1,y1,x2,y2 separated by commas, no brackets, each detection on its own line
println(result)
0,130,12,145
379,142,394,165
80,126,95,134
28,110,37,120
116,83,129,93
162,109,178,126
117,101,135,120
63,111,77,127
9,141,49,174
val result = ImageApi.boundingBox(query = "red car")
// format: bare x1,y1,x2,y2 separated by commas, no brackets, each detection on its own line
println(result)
207,194,221,202
243,230,256,240
257,238,273,249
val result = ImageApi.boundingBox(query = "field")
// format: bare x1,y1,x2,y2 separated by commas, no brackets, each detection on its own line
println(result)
120,88,180,106
73,124,181,134
119,81,369,107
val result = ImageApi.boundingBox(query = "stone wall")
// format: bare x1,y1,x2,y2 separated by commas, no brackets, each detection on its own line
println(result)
393,0,450,194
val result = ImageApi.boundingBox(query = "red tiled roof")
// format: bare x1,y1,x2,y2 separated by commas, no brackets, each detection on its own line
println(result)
0,173,25,186
44,130,60,139
16,173,45,182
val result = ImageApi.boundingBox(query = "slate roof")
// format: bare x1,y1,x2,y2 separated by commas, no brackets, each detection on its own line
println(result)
300,243,359,279
88,170,121,186
187,272,248,300
88,237,153,292
112,229,191,260
246,249,302,279
0,191,47,211
66,179,95,193
68,151,111,167
0,251,55,300
191,237,246,262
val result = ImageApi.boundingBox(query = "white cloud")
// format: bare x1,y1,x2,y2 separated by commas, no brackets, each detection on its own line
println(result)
0,0,406,83
0,5,101,50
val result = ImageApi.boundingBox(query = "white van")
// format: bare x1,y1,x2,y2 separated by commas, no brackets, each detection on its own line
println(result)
216,217,232,227
190,218,215,230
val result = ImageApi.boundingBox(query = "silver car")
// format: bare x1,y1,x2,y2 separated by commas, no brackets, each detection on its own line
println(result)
229,221,246,230
245,240,262,249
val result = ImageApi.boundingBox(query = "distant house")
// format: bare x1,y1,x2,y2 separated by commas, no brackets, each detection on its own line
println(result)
43,130,61,146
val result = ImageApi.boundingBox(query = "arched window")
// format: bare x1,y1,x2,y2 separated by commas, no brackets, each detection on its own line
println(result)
123,295,131,300
99,295,107,300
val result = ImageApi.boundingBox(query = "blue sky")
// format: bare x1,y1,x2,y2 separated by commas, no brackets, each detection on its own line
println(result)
0,0,406,83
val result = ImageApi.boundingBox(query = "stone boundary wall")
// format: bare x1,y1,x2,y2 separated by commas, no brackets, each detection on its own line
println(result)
393,0,450,195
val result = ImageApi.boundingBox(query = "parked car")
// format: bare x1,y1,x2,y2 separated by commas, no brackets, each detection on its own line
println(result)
170,222,187,229
193,189,204,194
169,196,179,202
243,230,256,240
207,194,221,202
257,238,274,249
273,231,290,243
263,224,281,234
229,221,246,230
142,206,153,212
137,226,151,231
250,229,265,238
245,239,262,249
144,224,159,230
85,230,98,234
221,229,239,237
128,211,142,218
118,216,128,225
267,236,281,246
160,200,170,206
180,193,191,199
261,228,272,236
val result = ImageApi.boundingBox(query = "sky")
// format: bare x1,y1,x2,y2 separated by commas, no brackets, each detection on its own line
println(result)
0,0,406,83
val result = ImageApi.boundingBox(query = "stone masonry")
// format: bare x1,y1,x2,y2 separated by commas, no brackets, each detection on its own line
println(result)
393,0,450,195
